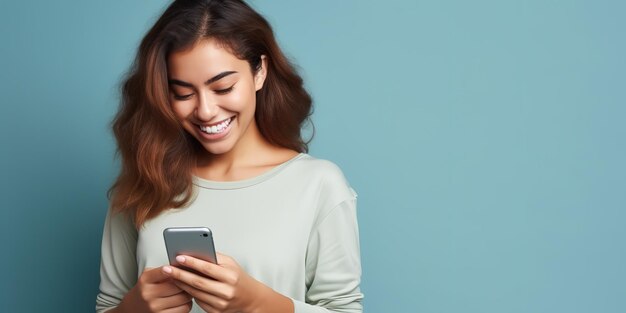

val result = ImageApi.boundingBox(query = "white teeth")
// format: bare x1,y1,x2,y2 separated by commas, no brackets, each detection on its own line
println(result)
200,117,232,134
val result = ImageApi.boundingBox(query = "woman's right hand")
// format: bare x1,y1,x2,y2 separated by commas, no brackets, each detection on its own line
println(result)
114,266,193,313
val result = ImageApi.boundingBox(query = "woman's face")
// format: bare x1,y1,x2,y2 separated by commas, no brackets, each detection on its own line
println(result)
167,38,266,156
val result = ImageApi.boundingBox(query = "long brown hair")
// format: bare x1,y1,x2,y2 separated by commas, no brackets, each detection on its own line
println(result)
108,0,313,228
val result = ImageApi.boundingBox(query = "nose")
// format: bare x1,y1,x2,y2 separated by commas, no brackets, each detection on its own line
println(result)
195,91,219,121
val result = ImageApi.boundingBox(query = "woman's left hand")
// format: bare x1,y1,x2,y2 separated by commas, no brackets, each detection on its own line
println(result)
162,253,265,313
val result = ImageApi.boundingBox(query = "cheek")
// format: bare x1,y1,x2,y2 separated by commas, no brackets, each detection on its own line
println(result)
170,101,194,119
228,86,256,112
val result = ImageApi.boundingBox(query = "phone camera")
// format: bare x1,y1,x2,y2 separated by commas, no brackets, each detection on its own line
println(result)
202,233,208,237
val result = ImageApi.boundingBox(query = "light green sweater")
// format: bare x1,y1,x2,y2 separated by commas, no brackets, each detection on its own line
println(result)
96,154,363,312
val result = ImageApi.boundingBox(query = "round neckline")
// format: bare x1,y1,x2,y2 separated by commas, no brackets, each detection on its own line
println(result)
192,153,307,190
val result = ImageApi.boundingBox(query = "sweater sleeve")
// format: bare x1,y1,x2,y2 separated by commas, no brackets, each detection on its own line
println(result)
95,209,138,313
292,196,364,313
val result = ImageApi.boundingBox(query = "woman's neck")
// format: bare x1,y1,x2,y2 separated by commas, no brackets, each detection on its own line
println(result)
194,123,299,182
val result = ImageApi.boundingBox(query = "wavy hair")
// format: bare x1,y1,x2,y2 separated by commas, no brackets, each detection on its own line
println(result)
108,0,313,228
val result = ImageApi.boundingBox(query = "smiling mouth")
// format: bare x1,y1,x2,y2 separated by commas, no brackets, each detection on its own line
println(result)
197,116,235,134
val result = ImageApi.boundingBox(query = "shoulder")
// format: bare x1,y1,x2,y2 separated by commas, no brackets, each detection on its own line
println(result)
286,153,357,204
288,154,346,178
288,155,359,234
289,154,352,186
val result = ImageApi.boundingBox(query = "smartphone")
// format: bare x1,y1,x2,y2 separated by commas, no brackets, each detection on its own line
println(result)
163,227,218,268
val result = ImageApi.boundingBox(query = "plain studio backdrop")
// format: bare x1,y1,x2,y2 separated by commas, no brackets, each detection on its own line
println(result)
1,0,624,312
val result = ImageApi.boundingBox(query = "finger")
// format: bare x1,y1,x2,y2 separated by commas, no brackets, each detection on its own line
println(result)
175,255,233,282
139,283,184,300
196,299,221,313
164,265,231,299
151,280,186,297
153,291,193,311
140,266,173,284
161,300,194,313
174,280,230,310
161,304,193,313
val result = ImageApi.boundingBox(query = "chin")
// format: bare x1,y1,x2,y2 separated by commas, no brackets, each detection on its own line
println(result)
200,142,235,156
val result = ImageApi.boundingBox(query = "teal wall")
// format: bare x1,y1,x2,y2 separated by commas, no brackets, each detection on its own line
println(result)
1,1,624,312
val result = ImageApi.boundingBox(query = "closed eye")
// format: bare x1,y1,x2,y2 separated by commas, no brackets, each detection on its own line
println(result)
215,85,235,95
172,93,193,100
170,84,235,100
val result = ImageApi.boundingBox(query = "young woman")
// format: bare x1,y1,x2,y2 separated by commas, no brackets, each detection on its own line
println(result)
96,1,363,312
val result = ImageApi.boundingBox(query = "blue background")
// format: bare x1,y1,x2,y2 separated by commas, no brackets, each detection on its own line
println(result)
1,0,624,312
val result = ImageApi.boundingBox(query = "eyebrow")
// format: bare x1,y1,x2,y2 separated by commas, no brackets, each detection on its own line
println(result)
168,71,238,87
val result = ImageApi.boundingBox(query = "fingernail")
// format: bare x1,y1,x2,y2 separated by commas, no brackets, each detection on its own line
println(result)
163,266,172,274
176,255,186,263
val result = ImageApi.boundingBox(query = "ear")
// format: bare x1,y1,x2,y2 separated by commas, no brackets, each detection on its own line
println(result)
254,55,268,91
